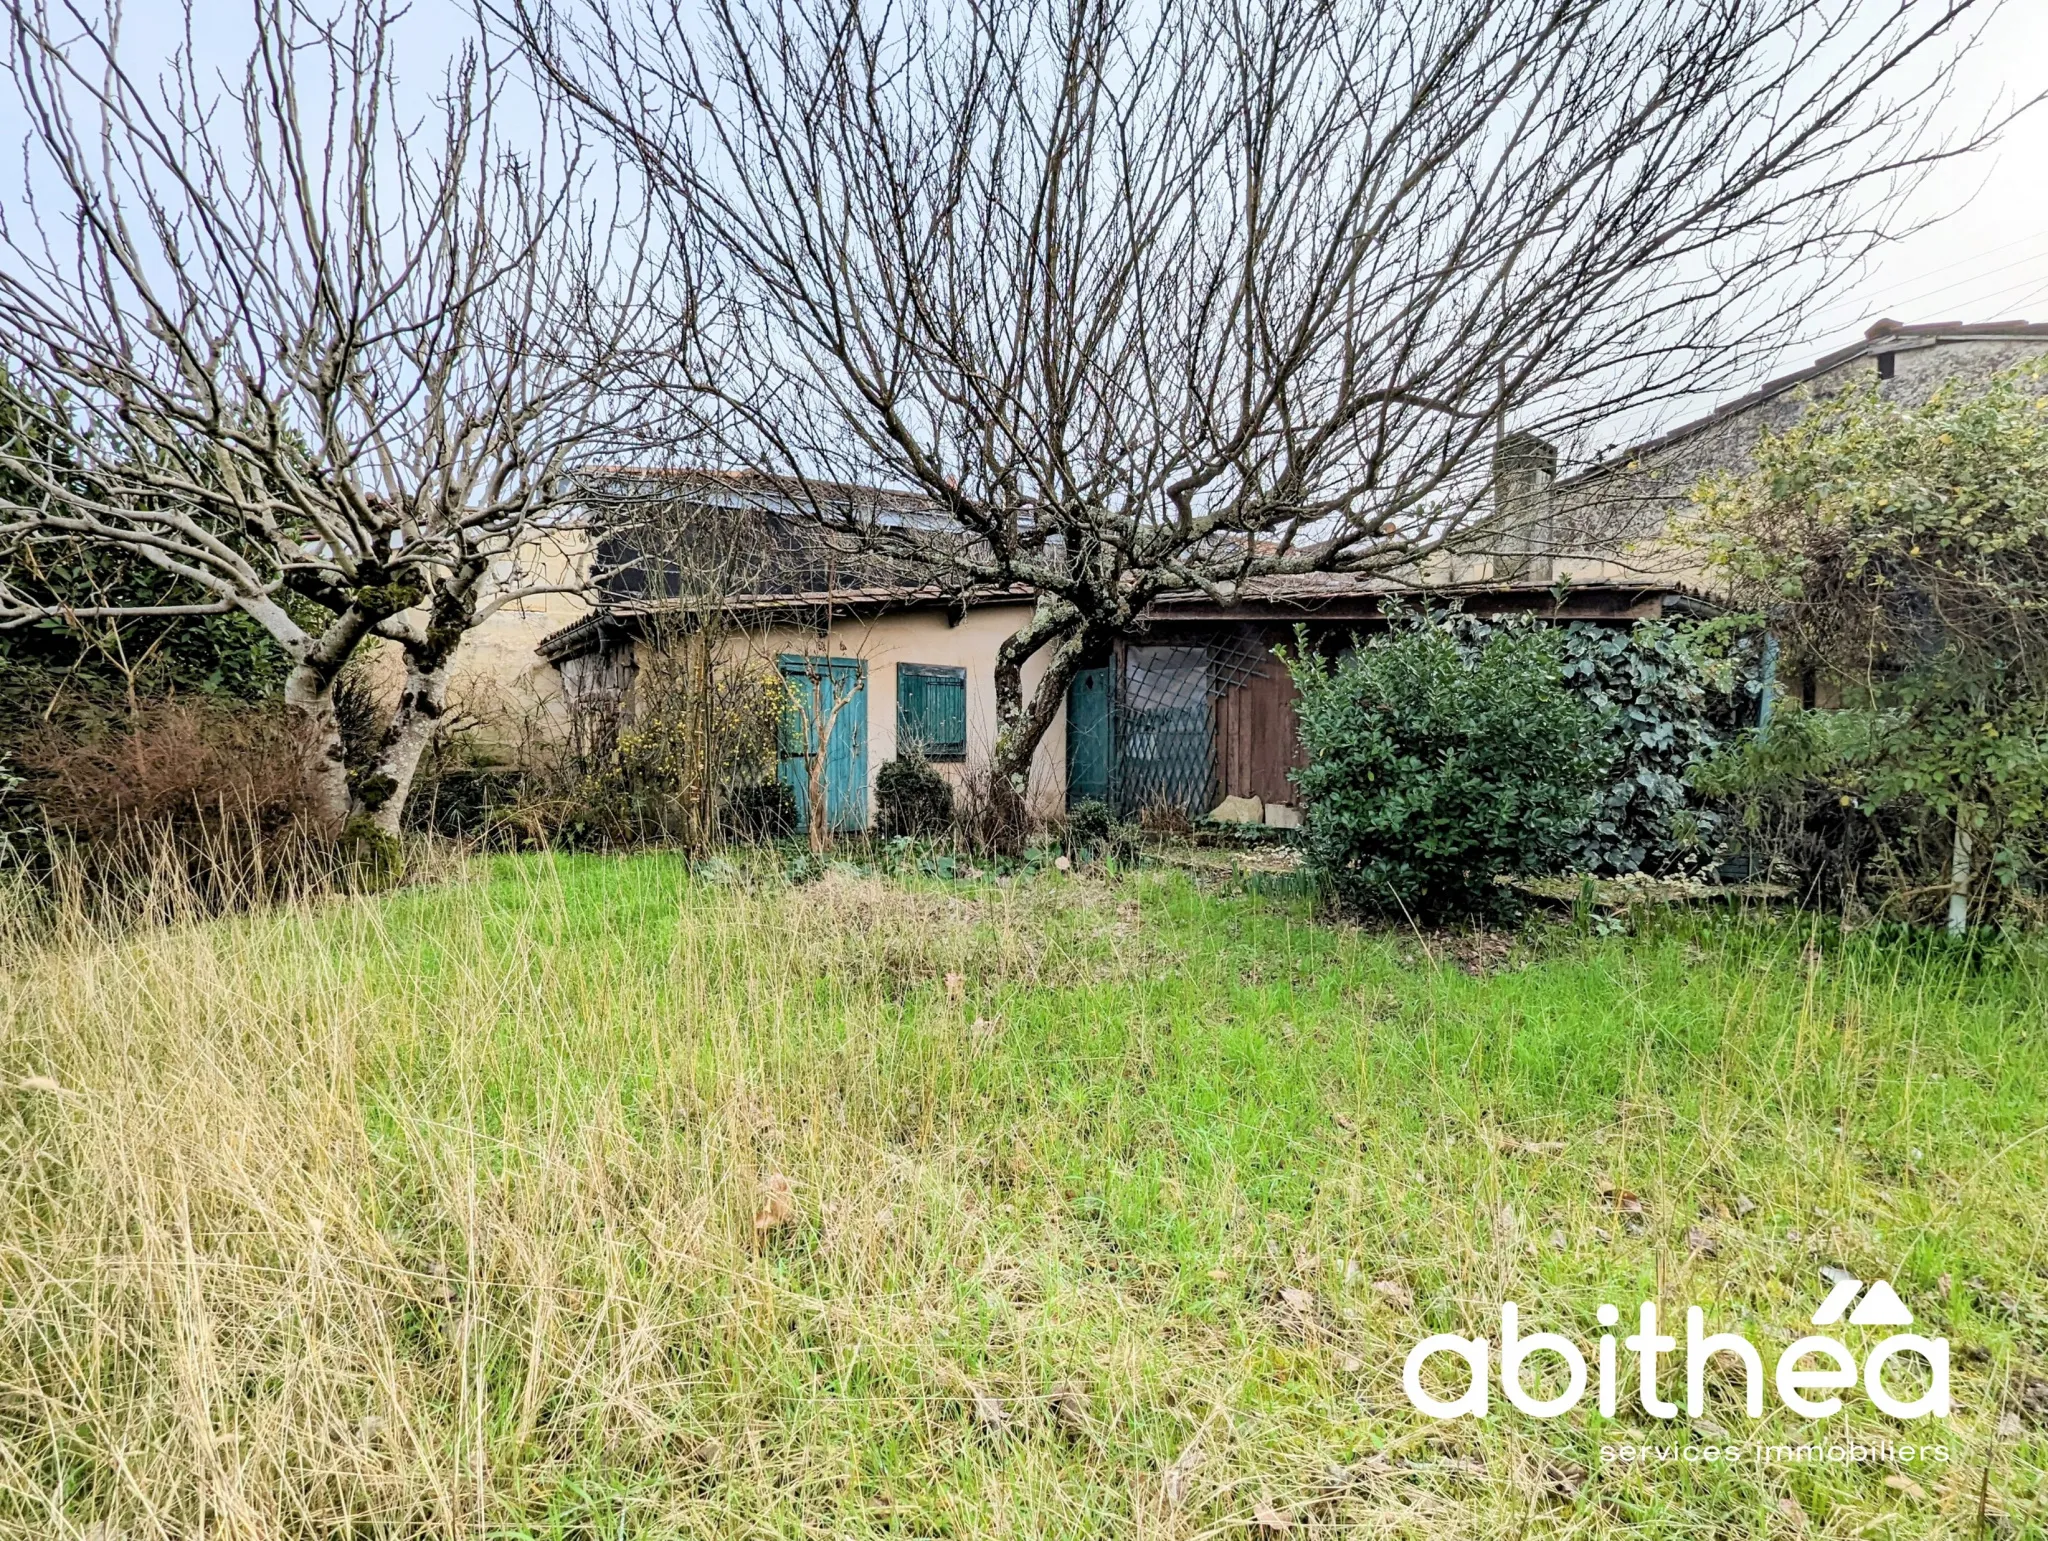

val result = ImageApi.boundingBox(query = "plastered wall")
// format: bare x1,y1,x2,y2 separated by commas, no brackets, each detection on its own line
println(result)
357,525,595,761
711,603,1069,818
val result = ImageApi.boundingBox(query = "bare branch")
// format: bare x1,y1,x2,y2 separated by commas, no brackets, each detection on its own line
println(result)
514,0,2021,798
0,0,695,831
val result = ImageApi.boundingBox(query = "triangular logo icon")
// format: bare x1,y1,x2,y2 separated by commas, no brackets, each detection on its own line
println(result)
1847,1280,1913,1327
1812,1275,1862,1325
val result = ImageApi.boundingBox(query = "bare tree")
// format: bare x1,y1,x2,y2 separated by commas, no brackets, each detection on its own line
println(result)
776,637,868,857
518,0,2013,833
0,0,677,843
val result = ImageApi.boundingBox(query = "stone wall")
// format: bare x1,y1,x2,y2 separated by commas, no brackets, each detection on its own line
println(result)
1536,332,2048,589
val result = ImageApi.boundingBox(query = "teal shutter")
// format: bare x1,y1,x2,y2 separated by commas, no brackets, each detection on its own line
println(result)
778,655,870,831
1066,665,1112,806
896,664,967,760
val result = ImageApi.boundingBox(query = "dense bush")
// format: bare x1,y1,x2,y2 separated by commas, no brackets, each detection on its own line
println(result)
18,699,324,835
0,379,293,751
402,766,527,840
1690,709,1902,910
1552,619,1750,874
1372,612,1749,875
4,697,339,906
524,636,787,851
1286,617,1607,919
1067,798,1114,845
875,752,955,838
1689,368,2048,924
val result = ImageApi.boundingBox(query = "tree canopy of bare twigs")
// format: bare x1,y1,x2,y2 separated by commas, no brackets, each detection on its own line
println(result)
0,0,678,844
517,0,2013,821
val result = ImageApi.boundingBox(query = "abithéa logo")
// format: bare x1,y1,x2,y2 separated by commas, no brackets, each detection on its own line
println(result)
1403,1277,1947,1421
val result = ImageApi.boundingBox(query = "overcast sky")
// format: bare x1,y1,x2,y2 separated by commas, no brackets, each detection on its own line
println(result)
6,0,2046,432
1759,1,2048,377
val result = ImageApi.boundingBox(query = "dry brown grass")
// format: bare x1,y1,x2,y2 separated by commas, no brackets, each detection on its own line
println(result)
0,852,2041,1538
0,860,1158,1536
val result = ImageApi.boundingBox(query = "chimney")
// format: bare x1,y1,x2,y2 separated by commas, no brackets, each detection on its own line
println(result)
1491,430,1558,583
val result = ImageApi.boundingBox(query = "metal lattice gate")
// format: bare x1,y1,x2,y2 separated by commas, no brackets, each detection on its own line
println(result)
1068,634,1277,818
1105,633,1273,818
1117,645,1212,816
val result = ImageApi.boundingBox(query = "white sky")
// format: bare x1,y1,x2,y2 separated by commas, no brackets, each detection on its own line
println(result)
6,0,2046,435
1756,1,2048,379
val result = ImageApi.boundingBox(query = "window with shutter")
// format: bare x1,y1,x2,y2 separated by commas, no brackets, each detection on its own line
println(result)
896,664,968,761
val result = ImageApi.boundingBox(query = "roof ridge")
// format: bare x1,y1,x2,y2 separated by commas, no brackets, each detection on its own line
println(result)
1557,319,2048,487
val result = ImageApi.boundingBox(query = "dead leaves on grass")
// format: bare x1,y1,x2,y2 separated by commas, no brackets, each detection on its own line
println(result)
968,1384,1012,1437
1160,1439,1205,1510
752,1173,797,1233
1252,1498,1295,1532
955,1377,1101,1446
1596,1178,1649,1235
1370,1278,1415,1312
1272,1285,1320,1333
1045,1382,1091,1438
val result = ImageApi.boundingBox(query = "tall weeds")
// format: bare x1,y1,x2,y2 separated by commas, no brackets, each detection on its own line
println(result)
4,698,346,930
1,859,2040,1537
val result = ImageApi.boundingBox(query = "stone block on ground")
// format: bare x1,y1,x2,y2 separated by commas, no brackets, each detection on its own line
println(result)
1208,794,1265,824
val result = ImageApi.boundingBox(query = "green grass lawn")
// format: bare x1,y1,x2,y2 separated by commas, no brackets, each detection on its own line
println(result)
2,853,2044,1538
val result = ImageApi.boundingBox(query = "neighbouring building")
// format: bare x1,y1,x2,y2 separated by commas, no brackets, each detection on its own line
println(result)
1536,318,2048,587
466,319,2048,831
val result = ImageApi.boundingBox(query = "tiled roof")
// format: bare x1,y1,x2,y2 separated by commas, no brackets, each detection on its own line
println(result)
1560,319,2048,486
1144,572,1718,614
535,583,1034,659
538,574,1713,659
574,465,938,518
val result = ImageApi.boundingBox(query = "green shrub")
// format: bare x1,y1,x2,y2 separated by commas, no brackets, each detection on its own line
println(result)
1286,617,1607,919
1552,619,1750,874
1688,368,2048,924
875,752,955,839
1063,797,1139,864
1067,798,1114,845
722,781,797,843
402,766,527,841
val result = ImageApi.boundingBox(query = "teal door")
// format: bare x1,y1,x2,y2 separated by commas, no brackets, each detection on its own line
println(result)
1067,666,1113,807
778,655,869,831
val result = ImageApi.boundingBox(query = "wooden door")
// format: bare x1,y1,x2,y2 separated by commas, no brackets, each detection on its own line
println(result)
1066,665,1113,807
778,655,869,831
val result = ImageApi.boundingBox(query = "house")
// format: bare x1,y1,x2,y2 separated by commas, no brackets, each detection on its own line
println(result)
499,320,2048,832
527,485,1707,831
1529,318,2048,588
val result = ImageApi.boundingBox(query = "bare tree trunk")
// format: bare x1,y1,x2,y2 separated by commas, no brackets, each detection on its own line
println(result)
803,682,855,857
283,661,351,833
1947,806,1974,937
988,614,1093,850
807,748,832,856
362,653,458,839
279,606,382,835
